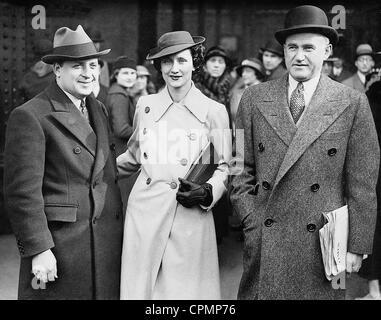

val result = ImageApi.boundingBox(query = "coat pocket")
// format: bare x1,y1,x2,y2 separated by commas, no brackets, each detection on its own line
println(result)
44,203,78,222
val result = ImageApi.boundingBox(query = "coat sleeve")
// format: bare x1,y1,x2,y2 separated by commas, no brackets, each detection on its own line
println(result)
116,100,142,179
345,92,380,254
4,107,54,257
107,93,134,140
229,89,258,221
201,101,232,211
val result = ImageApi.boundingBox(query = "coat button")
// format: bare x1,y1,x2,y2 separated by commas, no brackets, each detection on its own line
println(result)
143,152,148,159
92,218,97,224
307,224,316,232
146,177,151,185
143,128,147,135
328,148,337,156
73,146,81,154
145,107,150,113
264,218,274,227
170,182,177,189
110,143,116,151
262,181,271,190
92,180,98,188
180,158,188,166
188,133,196,141
258,143,265,152
311,183,320,192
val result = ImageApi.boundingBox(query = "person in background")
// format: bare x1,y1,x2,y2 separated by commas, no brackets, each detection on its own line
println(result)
105,56,137,157
321,57,337,79
129,65,156,105
343,44,375,92
92,61,109,104
332,57,352,83
193,45,234,244
19,39,55,101
260,38,287,82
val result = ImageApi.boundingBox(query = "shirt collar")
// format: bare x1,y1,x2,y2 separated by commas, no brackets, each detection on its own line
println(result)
153,82,208,122
288,73,320,107
57,82,85,109
357,70,366,84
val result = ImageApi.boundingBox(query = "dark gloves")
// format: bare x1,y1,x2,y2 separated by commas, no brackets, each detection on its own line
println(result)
176,178,213,208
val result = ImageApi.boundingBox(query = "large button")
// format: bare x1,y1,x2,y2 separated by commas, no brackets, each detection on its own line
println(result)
264,218,274,227
258,143,265,153
146,177,152,185
180,158,188,166
262,181,271,190
307,224,316,232
328,148,337,156
92,217,97,225
143,152,148,159
73,146,81,154
143,128,147,135
311,183,320,192
92,180,98,188
170,182,177,189
145,106,150,113
188,133,197,141
110,143,116,151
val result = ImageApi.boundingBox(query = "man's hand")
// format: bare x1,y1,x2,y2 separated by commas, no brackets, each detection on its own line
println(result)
346,252,363,273
32,249,58,283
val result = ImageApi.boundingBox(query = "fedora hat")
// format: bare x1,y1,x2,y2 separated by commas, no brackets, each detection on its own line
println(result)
236,58,265,78
260,39,284,57
275,5,339,45
355,44,375,59
42,25,110,64
146,31,205,60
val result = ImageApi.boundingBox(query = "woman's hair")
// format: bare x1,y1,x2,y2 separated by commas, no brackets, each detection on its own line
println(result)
254,68,265,82
152,44,205,74
110,69,120,84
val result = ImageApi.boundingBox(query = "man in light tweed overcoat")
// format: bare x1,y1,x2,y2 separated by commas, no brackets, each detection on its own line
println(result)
230,5,380,300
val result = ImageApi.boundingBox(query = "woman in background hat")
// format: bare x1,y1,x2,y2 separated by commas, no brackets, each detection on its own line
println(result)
117,31,231,299
105,56,137,156
129,65,157,105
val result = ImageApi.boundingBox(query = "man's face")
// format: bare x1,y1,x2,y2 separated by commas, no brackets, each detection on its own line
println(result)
54,58,99,99
284,33,332,82
262,51,283,71
355,55,374,74
161,49,194,89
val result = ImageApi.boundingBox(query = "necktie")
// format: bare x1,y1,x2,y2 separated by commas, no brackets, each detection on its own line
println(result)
289,82,305,123
80,99,89,122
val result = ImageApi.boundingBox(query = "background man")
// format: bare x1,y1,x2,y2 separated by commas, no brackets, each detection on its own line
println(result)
260,38,287,81
230,5,379,300
4,25,123,299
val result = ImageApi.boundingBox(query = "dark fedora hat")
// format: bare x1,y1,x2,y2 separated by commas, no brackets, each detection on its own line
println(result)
260,39,284,57
146,31,205,60
42,25,110,64
236,57,265,78
275,5,339,45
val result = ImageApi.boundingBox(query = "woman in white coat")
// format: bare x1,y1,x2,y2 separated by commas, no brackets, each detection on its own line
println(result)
117,31,232,299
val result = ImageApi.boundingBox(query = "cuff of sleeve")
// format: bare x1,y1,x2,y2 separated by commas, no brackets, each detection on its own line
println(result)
20,234,55,258
199,177,226,212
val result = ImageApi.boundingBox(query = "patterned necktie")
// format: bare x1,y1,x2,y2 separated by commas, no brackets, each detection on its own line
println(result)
80,99,89,122
289,82,305,123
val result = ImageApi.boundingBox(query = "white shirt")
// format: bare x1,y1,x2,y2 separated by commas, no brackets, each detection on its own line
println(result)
357,70,366,85
288,74,320,126
57,82,85,112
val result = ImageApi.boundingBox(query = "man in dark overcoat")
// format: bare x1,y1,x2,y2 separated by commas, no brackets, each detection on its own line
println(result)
230,5,380,300
4,25,123,300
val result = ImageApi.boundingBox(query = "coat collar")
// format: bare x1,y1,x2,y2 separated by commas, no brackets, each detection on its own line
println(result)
107,82,129,96
152,82,208,123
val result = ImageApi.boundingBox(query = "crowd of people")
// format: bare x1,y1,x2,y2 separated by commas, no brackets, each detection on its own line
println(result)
3,4,381,300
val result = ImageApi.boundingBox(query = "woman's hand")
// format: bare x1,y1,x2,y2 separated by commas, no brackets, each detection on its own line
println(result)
176,178,213,208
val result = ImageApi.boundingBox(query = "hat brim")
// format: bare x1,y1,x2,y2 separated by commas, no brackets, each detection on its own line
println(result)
42,48,110,64
275,25,339,46
146,36,205,60
259,47,284,57
236,65,265,77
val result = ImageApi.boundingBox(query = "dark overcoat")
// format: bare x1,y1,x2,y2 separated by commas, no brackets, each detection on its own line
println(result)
230,74,380,300
4,81,124,300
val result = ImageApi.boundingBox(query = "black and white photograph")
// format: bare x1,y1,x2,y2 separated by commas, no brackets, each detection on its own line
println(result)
0,0,381,305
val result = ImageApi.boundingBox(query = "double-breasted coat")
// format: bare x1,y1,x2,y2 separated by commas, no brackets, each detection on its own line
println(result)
117,83,231,299
230,74,380,300
4,81,124,300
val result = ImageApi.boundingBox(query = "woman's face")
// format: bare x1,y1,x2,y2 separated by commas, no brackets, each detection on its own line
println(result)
116,67,137,88
242,67,258,87
206,56,226,78
136,75,148,91
160,49,194,89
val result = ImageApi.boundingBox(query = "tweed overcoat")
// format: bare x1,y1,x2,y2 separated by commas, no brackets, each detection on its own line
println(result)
4,81,124,300
117,84,231,299
230,74,379,300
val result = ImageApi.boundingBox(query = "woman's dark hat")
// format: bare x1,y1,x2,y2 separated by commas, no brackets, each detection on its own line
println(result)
113,56,137,71
204,46,229,61
236,57,265,77
146,31,205,60
42,25,110,64
275,5,339,45
260,39,284,57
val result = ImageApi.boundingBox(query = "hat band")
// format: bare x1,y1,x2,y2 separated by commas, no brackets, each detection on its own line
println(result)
158,40,196,50
52,42,98,57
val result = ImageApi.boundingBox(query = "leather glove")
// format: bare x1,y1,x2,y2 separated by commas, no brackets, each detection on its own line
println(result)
176,178,213,208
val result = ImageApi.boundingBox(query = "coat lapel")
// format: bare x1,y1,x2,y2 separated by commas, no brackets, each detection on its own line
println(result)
271,75,350,191
86,94,110,180
257,74,296,146
47,81,96,157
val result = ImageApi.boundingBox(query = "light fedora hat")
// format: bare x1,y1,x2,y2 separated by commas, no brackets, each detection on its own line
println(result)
146,31,205,60
42,25,110,64
275,5,339,45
